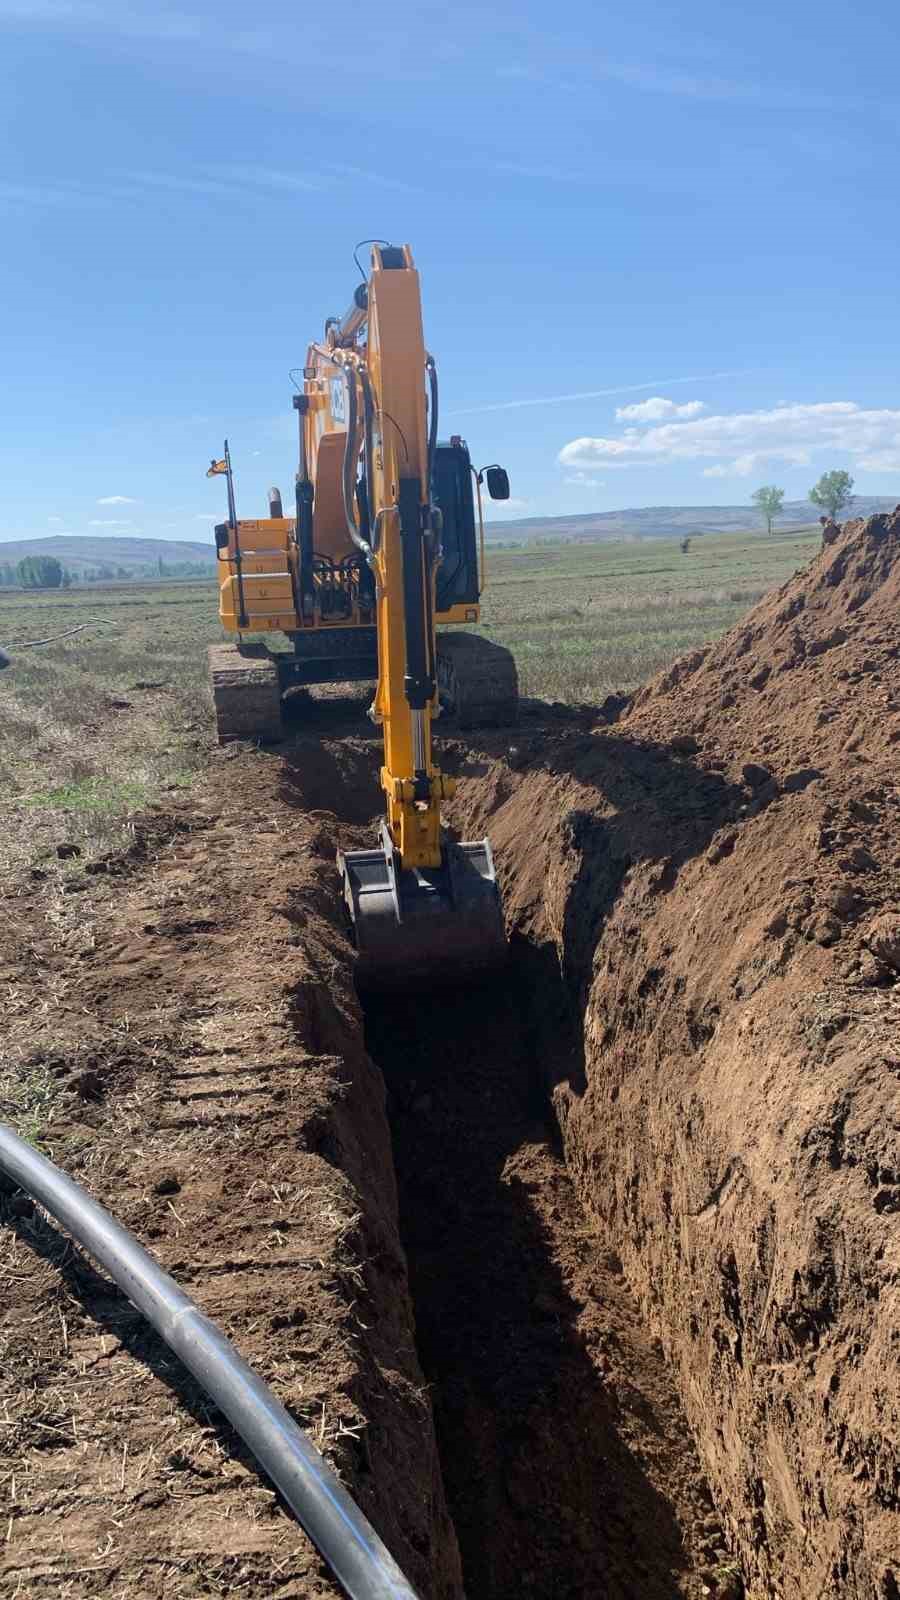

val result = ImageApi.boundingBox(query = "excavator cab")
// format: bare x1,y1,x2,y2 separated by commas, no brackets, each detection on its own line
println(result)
432,442,480,611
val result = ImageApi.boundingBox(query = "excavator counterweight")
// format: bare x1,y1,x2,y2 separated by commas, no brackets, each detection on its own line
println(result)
208,243,517,987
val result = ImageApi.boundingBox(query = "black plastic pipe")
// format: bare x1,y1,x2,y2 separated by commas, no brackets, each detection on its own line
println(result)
0,1122,422,1600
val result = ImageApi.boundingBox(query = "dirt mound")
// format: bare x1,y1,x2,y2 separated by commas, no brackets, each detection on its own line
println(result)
448,512,900,1598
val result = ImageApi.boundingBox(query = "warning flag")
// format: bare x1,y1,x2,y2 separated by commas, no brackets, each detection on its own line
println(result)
207,458,228,477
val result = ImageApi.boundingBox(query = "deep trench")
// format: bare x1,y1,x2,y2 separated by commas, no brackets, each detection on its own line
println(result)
363,949,709,1600
279,698,711,1596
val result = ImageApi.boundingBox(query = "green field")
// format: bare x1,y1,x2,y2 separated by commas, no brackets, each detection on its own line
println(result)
0,528,821,874
473,526,820,701
0,580,221,874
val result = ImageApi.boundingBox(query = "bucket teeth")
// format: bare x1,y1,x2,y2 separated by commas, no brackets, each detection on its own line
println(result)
338,823,507,989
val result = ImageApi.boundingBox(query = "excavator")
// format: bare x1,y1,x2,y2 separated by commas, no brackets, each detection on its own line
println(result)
207,242,518,987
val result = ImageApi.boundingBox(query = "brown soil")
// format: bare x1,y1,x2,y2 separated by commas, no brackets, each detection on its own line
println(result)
366,975,718,1600
0,720,459,1599
4,512,897,1599
1,691,715,1599
447,511,900,1599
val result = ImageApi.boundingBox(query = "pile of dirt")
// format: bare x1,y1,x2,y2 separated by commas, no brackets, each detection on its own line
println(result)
448,511,900,1598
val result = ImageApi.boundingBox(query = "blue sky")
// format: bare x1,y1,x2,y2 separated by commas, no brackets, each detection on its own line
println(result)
2,0,899,544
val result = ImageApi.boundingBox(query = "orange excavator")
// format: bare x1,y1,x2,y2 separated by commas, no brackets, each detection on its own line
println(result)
208,242,518,986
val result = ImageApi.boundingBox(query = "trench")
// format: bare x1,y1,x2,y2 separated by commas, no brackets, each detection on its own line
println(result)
363,951,714,1600
277,696,717,1595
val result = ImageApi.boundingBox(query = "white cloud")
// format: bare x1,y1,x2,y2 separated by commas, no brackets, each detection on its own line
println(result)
97,494,137,505
703,454,767,479
0,178,108,208
194,513,218,521
564,471,604,488
88,518,134,527
47,515,63,525
125,169,240,197
559,401,900,477
488,497,530,516
0,2,211,47
450,370,743,418
495,56,830,113
616,396,706,422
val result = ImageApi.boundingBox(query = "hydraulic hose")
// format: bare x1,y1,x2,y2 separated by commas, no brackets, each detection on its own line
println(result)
0,1122,422,1600
359,366,378,548
425,355,438,494
339,361,372,559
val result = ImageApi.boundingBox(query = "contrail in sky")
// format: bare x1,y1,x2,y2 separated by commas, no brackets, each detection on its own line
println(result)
447,370,749,417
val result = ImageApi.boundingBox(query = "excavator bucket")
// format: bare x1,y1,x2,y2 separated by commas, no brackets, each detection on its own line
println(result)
338,823,507,990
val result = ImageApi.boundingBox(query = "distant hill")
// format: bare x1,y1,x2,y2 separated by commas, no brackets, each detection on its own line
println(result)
0,534,216,572
2,497,897,568
485,496,898,543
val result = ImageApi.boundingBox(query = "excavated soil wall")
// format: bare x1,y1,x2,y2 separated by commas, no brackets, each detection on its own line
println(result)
366,971,718,1600
448,513,900,1599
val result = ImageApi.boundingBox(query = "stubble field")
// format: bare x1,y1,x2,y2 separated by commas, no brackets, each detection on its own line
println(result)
0,526,820,878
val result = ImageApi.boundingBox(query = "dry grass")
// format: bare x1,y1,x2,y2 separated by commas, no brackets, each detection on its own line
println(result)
0,531,822,873
0,582,220,874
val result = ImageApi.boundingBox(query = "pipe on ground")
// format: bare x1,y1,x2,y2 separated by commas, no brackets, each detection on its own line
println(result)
0,1122,422,1600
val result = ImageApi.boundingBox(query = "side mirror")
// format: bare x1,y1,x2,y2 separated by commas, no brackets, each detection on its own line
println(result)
486,466,510,501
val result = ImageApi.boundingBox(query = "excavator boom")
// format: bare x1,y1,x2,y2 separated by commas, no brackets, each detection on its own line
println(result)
330,245,505,983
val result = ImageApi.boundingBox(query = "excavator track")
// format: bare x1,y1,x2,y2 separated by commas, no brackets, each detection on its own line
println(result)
208,642,283,743
435,631,518,729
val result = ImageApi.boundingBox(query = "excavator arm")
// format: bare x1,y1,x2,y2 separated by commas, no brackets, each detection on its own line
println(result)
301,244,504,982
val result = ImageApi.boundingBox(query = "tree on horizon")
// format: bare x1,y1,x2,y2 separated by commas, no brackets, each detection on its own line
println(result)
751,486,785,536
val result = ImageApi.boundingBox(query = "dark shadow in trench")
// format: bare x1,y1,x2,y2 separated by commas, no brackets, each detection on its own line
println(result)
364,955,697,1600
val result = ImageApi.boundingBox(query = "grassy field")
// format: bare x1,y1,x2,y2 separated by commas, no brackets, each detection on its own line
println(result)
473,525,821,703
0,580,221,875
0,528,821,874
